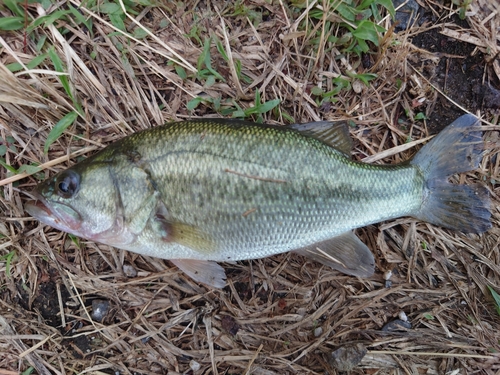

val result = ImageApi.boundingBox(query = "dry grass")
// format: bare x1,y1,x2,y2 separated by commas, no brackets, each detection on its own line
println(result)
0,0,499,374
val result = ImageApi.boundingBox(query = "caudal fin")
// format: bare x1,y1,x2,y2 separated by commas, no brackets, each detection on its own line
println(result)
411,114,491,233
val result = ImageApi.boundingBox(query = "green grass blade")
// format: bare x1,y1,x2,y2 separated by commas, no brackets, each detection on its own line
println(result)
99,2,122,14
48,46,71,97
0,158,18,173
373,0,395,18
254,99,280,114
68,3,93,32
6,53,48,73
336,2,356,22
0,16,25,31
487,286,500,316
109,13,126,32
44,111,79,153
352,20,383,45
175,65,187,80
4,0,25,17
0,251,16,279
215,37,229,62
187,97,203,110
47,47,83,114
29,9,71,30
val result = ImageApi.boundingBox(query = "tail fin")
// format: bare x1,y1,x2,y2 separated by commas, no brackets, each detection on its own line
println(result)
411,114,491,233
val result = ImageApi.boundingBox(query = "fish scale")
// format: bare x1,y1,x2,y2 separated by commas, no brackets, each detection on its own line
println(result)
25,115,491,287
105,120,423,260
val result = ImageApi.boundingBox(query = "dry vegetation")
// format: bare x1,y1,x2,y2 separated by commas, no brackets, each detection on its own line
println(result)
0,0,499,374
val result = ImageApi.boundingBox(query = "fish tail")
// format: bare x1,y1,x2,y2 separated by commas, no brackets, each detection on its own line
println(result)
410,114,491,233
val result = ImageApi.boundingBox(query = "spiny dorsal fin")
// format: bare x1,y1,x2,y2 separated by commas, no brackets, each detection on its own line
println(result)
289,121,353,155
294,231,375,277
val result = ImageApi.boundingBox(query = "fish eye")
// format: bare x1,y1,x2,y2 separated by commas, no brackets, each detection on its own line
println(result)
55,170,80,198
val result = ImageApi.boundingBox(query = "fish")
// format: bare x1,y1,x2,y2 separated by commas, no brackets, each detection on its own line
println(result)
25,114,491,288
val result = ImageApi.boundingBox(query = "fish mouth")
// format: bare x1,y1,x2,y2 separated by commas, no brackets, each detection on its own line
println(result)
25,193,83,233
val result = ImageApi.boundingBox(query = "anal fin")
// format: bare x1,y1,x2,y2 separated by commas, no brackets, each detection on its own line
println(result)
295,232,375,277
170,259,227,288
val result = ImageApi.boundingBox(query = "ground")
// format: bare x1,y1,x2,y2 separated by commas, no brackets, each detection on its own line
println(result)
0,0,499,374
412,17,499,133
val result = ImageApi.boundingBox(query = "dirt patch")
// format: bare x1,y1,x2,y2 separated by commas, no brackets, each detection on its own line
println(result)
16,279,63,328
14,269,94,358
410,15,499,132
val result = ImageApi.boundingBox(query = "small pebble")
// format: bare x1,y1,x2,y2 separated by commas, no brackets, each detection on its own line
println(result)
398,311,408,322
314,327,323,337
297,307,307,317
123,264,137,278
190,360,201,371
262,280,268,291
393,0,420,32
91,299,110,322
381,319,412,332
384,270,393,288
352,80,363,94
329,343,367,371
221,315,240,336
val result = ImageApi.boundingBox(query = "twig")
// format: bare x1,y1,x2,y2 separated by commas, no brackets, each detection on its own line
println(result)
243,343,263,375
368,350,497,359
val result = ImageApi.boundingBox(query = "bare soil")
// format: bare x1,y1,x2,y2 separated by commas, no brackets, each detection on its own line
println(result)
411,15,499,133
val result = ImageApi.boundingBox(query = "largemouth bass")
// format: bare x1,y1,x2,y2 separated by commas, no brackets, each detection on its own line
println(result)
25,114,491,287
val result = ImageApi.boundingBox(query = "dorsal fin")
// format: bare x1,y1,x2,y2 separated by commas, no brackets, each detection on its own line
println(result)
288,121,353,155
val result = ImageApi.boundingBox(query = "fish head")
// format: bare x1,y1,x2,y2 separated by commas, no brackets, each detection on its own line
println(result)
25,163,124,243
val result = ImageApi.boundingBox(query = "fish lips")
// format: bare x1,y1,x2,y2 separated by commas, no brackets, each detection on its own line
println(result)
25,192,83,234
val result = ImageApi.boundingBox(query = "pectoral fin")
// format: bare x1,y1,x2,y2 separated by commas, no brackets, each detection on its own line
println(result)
295,232,375,277
151,202,217,254
170,259,227,288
